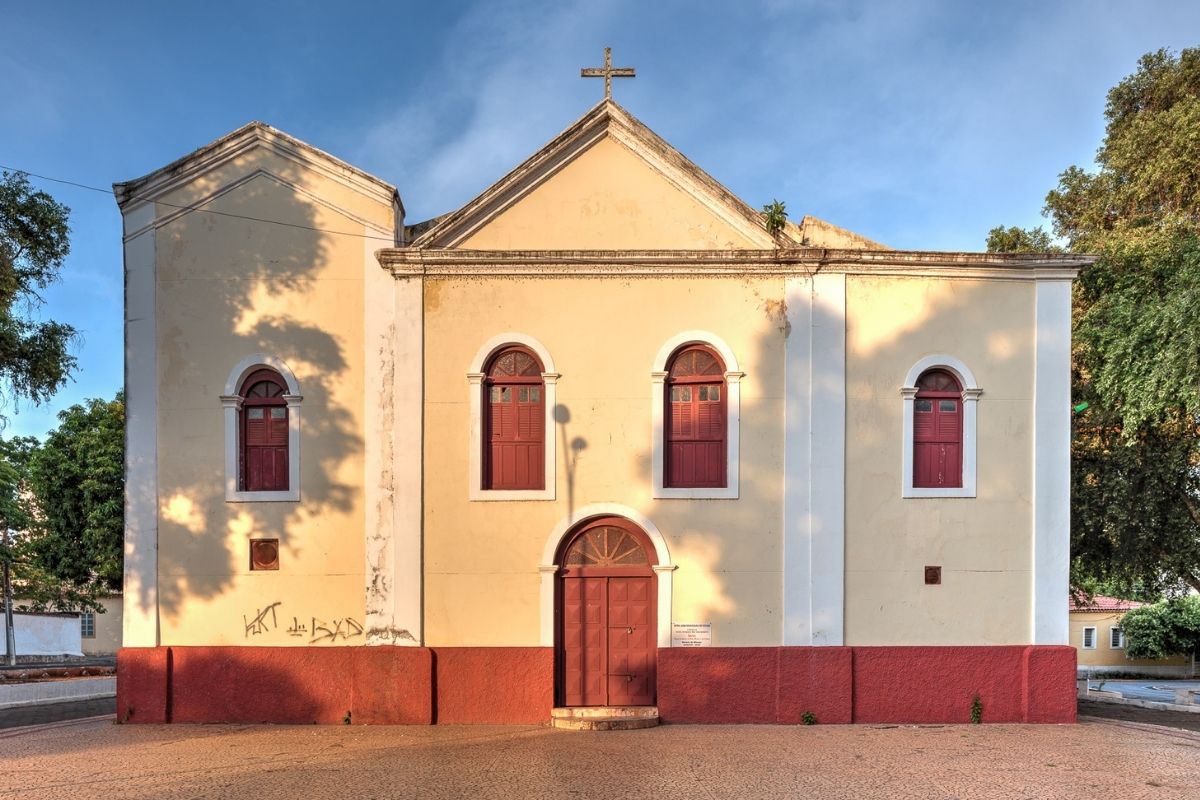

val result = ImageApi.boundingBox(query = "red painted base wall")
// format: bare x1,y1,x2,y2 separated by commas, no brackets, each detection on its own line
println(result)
117,646,549,725
118,644,1075,725
118,646,434,725
434,647,553,723
657,646,1077,724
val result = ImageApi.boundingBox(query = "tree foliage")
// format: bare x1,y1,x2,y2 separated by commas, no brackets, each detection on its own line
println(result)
985,225,1059,254
0,172,77,422
992,48,1200,596
21,393,124,608
1121,596,1200,661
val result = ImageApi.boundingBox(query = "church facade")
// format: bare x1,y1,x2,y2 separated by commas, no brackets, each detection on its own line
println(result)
116,97,1085,725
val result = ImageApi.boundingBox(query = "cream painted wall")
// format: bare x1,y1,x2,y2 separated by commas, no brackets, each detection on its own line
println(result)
82,596,123,656
422,276,788,647
153,148,393,646
459,137,761,250
844,276,1036,645
1070,610,1189,670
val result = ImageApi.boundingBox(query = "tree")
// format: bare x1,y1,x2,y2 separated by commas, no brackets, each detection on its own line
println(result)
984,225,1059,254
0,172,77,423
991,48,1200,596
0,435,36,662
1120,596,1200,661
23,394,124,609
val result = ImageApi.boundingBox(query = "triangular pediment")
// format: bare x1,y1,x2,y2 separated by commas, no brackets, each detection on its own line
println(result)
410,101,789,250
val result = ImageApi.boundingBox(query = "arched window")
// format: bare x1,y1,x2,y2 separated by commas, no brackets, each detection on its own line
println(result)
912,369,962,489
221,355,302,502
484,346,545,490
900,355,980,498
240,368,290,492
664,345,727,488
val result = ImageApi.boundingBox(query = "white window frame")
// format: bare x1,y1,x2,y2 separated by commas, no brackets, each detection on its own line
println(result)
1082,626,1097,649
651,331,743,499
80,611,95,639
1110,626,1125,649
221,354,302,502
901,355,981,498
468,333,559,501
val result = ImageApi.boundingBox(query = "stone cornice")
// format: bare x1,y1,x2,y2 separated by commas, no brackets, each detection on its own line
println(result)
377,248,1091,281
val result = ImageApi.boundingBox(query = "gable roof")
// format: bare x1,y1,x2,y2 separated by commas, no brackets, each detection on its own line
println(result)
408,99,796,250
114,121,399,214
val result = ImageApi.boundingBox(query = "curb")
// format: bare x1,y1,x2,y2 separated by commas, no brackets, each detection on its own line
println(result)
0,677,117,710
0,713,115,739
1078,693,1200,714
0,690,117,711
1079,714,1200,742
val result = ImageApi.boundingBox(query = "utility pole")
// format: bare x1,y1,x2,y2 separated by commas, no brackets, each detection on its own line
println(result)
3,526,14,666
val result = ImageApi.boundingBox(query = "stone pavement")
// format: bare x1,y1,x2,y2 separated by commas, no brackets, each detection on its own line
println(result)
2,717,1199,800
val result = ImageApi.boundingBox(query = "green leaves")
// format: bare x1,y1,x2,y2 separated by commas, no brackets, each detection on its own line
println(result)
762,199,787,236
985,225,1059,254
1048,49,1200,251
0,172,76,424
1121,596,1200,661
26,394,125,596
2,393,123,611
995,49,1200,596
1078,225,1200,433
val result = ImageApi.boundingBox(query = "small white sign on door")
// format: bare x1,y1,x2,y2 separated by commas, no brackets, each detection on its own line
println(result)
671,622,712,648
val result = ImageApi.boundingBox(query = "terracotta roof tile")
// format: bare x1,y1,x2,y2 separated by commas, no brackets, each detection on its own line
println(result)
1069,594,1145,612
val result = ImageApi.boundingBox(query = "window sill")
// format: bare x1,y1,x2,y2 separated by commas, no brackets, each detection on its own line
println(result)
470,488,554,502
226,489,300,503
902,486,975,499
653,486,738,500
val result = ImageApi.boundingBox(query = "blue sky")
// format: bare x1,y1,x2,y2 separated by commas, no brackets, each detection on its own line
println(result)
1,0,1197,438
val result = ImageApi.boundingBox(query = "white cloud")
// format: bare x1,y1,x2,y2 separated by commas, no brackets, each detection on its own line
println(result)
355,0,623,221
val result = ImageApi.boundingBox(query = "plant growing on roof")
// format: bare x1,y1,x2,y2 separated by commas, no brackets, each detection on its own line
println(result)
763,199,787,236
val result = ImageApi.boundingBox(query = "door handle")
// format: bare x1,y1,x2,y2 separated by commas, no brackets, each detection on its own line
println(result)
626,626,633,634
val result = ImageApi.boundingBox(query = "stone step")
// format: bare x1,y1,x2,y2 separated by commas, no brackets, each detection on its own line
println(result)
550,706,659,731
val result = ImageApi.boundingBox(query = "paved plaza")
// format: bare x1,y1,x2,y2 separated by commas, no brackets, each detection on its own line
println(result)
2,716,1200,800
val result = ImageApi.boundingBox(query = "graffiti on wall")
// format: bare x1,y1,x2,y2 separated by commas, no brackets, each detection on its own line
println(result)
242,601,364,644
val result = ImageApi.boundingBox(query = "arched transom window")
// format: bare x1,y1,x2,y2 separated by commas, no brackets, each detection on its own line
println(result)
484,346,545,490
913,368,963,489
563,524,652,568
665,345,727,488
240,368,289,492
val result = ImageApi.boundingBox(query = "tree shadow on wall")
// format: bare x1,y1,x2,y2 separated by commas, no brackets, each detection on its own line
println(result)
136,153,374,627
614,275,1025,645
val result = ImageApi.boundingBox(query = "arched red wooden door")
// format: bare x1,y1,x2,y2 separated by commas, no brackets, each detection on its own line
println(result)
557,517,657,707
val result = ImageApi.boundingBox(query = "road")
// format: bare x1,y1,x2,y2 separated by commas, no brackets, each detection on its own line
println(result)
1089,679,1200,704
0,697,115,730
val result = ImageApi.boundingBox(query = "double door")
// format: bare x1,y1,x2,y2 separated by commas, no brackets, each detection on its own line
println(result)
560,576,655,706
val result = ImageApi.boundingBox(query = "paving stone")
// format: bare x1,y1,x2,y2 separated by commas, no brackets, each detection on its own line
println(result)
2,716,1199,799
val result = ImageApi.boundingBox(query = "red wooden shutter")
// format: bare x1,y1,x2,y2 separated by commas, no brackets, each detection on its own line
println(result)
240,369,289,492
484,347,545,490
665,346,726,488
913,370,962,488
